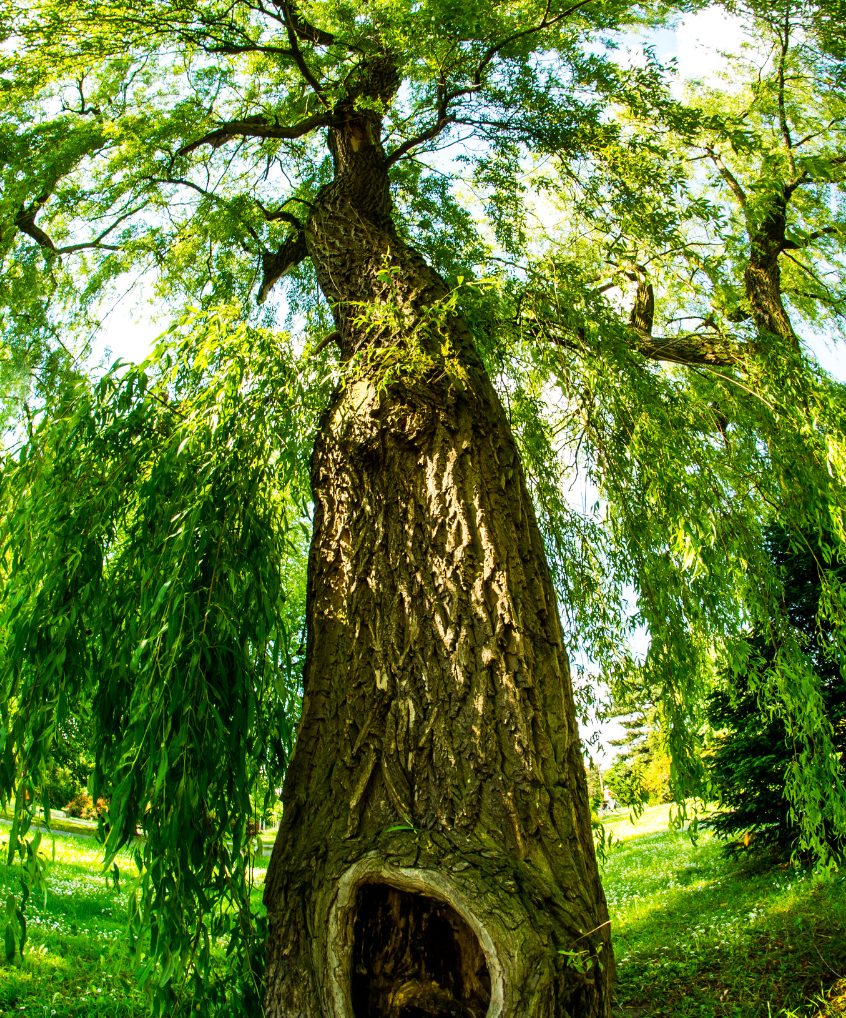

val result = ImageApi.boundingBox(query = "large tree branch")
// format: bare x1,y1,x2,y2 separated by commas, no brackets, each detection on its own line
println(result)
794,116,846,150
15,189,146,256
146,175,270,252
777,11,797,178
471,0,595,87
262,208,303,229
635,332,739,367
786,152,846,196
146,175,308,292
255,195,314,221
204,42,294,57
533,319,739,368
385,113,456,167
785,287,846,312
14,195,55,251
438,0,596,112
274,1,331,107
257,231,309,304
628,279,654,333
627,279,738,366
268,0,336,46
178,112,335,156
151,172,311,239
781,250,841,296
704,147,747,206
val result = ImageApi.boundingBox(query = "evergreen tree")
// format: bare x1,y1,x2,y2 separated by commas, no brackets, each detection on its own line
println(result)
605,717,652,806
707,528,846,855
585,766,605,812
604,715,674,806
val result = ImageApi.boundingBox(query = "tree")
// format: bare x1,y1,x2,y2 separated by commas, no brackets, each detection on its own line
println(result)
585,766,604,812
516,0,846,843
605,726,674,807
706,527,846,855
605,717,651,806
1,2,846,1017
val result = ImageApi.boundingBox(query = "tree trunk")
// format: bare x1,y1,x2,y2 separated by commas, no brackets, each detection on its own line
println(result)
743,193,799,350
262,69,613,1018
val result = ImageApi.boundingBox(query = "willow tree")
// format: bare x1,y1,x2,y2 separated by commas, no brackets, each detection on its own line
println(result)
514,0,846,847
2,1,846,1017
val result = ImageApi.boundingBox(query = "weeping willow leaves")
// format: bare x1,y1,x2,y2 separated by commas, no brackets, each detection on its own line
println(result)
0,307,321,1009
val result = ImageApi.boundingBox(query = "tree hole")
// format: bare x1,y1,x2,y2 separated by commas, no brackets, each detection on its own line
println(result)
350,882,491,1018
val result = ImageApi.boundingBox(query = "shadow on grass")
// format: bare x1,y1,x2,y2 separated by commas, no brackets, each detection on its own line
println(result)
606,827,846,1018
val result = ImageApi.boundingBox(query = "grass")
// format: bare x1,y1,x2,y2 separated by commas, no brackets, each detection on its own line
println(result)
603,804,846,1018
0,812,845,1016
0,830,271,1016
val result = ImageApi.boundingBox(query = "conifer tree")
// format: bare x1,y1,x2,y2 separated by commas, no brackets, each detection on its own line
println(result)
707,527,846,855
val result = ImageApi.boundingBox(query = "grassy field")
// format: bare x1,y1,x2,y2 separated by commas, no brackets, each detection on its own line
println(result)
0,812,844,1016
0,829,270,1017
604,804,846,1018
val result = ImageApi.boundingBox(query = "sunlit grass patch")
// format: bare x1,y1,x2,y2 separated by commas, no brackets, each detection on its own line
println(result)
603,805,846,1018
1,816,844,1017
0,832,142,1016
0,830,271,1016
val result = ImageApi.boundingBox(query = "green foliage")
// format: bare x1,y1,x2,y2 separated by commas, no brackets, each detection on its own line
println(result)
1,0,846,1008
0,307,320,1008
504,0,846,852
706,527,846,857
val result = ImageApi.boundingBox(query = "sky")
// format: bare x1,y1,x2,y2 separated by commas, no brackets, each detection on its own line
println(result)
87,7,844,767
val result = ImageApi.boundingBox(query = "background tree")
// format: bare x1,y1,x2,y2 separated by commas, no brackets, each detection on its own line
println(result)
606,730,674,807
585,765,605,812
42,696,96,813
1,2,846,1017
605,717,651,807
706,526,846,856
602,704,674,807
514,0,846,838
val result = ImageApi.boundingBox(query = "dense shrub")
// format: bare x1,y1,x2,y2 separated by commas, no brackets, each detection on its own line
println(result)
64,793,108,821
43,765,82,813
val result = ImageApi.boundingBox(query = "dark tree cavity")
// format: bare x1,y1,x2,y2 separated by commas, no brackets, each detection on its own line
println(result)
351,883,491,1018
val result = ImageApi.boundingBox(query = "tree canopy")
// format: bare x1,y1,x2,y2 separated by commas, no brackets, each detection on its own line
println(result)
1,0,846,1011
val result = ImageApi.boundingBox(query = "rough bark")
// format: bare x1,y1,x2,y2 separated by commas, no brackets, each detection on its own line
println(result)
262,64,613,1018
743,193,800,351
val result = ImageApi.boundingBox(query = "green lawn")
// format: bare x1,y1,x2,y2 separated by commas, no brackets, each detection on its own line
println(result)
604,804,846,1018
0,814,845,1016
0,830,270,1016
